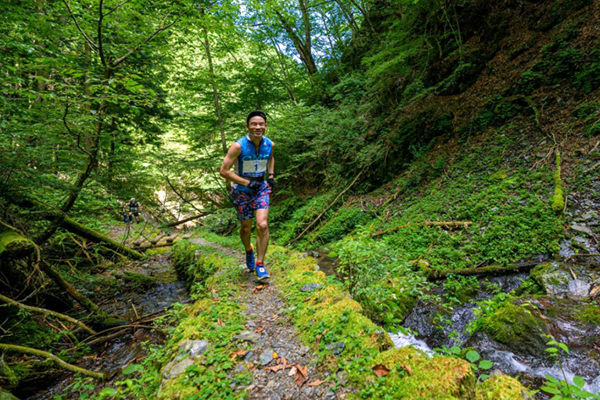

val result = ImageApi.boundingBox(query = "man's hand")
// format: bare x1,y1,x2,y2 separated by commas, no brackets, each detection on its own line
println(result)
267,178,275,191
248,180,262,190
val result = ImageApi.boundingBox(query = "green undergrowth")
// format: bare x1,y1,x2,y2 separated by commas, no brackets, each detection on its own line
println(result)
266,246,527,398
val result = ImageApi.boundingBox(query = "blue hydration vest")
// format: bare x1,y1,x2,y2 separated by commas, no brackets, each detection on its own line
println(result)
233,135,273,192
235,135,273,178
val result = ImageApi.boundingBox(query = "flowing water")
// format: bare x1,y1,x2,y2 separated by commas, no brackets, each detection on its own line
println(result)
312,248,600,396
24,252,189,400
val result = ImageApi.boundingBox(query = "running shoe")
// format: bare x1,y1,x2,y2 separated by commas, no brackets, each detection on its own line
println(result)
245,245,255,272
255,263,270,281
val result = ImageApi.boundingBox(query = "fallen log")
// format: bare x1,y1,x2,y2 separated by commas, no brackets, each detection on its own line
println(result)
0,343,104,379
0,230,35,259
424,261,540,281
165,233,179,243
135,240,173,250
167,213,209,227
61,217,143,259
149,233,166,245
371,221,473,238
182,232,193,239
0,293,96,335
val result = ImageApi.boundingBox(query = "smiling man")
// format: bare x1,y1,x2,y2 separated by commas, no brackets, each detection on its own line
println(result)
220,111,275,281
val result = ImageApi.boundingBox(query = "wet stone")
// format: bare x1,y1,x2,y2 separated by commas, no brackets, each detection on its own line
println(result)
259,349,274,366
245,351,257,362
299,346,310,356
336,371,348,386
178,340,209,357
327,342,346,355
234,331,260,343
571,224,594,236
163,357,194,380
300,283,324,292
567,280,590,301
233,363,246,374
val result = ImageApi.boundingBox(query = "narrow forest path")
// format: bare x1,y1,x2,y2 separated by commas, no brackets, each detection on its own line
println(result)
188,237,352,399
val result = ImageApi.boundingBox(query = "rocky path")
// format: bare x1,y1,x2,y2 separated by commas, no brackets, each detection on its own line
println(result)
188,238,351,399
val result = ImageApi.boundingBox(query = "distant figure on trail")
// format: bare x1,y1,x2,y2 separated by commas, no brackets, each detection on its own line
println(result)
220,111,275,282
123,198,142,224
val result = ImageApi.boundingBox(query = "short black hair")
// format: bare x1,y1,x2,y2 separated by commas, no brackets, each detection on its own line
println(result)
246,111,267,125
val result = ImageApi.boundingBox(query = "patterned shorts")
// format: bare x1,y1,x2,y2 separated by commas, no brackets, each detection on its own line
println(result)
230,182,271,221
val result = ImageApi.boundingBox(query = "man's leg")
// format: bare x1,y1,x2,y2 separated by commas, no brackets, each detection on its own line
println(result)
128,212,133,223
255,208,269,263
240,219,253,252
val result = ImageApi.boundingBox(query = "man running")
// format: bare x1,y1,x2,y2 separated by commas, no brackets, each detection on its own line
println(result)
122,198,142,224
220,111,275,281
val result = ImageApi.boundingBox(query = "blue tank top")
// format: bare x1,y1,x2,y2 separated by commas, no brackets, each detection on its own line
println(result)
235,135,273,178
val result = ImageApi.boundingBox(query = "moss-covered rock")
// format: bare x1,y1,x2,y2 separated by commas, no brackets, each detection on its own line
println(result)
574,303,600,325
367,347,475,399
476,374,530,399
480,303,547,357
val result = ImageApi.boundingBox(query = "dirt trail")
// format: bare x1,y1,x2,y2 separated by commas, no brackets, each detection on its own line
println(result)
188,238,351,399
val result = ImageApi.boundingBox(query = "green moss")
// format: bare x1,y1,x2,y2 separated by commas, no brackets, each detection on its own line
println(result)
481,303,547,356
360,347,475,399
476,374,529,399
574,304,600,325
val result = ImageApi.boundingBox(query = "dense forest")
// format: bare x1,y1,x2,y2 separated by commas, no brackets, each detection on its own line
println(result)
1,0,599,398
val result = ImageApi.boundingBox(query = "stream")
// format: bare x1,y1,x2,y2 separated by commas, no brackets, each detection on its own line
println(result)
24,252,189,400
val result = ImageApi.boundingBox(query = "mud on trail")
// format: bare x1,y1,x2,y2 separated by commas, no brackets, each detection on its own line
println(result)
188,237,352,399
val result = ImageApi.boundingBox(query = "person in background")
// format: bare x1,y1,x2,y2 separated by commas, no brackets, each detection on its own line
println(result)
122,198,142,224
219,111,275,281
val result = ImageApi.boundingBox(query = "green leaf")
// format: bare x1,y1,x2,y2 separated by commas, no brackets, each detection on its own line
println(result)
573,376,586,389
478,360,493,370
465,350,480,363
545,347,558,353
541,386,561,395
545,375,559,384
122,364,143,375
557,343,569,354
479,373,490,381
99,387,117,396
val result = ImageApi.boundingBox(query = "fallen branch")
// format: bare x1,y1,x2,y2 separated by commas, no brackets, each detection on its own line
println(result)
288,170,365,245
370,221,473,238
0,293,96,335
0,343,104,379
425,261,539,281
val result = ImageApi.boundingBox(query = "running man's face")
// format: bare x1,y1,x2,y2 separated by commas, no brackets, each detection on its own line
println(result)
246,116,267,139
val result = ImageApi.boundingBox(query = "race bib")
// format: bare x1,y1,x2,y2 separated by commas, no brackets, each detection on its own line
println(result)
243,159,267,174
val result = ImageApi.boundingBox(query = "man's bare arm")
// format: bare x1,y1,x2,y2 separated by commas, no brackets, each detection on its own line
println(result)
220,143,251,186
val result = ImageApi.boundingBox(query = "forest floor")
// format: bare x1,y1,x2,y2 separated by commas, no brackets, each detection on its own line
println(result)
187,237,351,399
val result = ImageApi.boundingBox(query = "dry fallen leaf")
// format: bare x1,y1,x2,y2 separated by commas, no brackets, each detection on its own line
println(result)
289,366,297,377
253,284,269,293
372,364,390,377
265,364,286,372
307,379,325,387
590,285,600,298
230,350,248,361
315,329,329,348
255,325,266,333
216,318,224,327
400,364,412,376
294,364,308,386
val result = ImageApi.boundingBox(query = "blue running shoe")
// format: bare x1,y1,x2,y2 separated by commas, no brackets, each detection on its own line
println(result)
255,263,270,281
245,246,255,272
